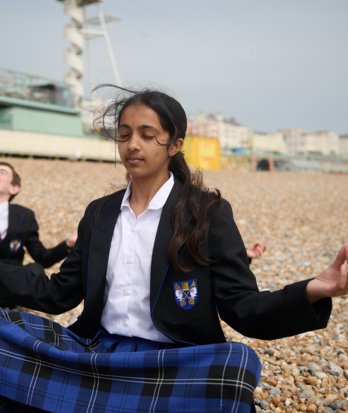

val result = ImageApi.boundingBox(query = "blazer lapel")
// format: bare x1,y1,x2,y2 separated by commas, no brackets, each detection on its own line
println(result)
4,204,23,243
150,180,182,307
71,190,127,336
84,190,125,313
6,204,19,238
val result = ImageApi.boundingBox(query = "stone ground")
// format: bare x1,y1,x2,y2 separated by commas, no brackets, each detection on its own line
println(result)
4,157,348,413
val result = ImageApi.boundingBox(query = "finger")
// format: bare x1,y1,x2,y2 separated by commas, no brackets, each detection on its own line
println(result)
332,244,348,270
257,243,266,252
339,263,348,290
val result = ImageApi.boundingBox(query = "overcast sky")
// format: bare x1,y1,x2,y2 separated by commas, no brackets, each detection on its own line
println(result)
2,0,348,134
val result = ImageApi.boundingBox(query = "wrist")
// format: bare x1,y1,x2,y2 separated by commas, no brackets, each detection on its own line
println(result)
306,278,326,304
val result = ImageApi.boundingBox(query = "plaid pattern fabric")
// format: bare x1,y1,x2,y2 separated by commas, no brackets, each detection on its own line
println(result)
0,310,261,413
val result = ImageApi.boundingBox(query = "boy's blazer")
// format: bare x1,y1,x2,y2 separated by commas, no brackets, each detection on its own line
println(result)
0,180,331,344
0,204,70,268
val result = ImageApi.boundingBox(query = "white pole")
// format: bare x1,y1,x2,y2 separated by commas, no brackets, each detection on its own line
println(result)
97,4,122,86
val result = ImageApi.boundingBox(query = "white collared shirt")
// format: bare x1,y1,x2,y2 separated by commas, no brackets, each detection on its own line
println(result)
0,201,9,240
100,173,174,343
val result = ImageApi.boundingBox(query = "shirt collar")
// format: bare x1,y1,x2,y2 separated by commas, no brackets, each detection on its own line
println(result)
121,172,174,211
0,201,9,214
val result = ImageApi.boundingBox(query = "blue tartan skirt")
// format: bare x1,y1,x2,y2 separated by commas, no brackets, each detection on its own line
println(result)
0,310,261,413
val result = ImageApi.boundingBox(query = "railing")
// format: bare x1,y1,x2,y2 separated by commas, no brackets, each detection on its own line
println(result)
0,68,74,108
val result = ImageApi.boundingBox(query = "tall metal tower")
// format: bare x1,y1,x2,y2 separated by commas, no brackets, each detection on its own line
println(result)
57,0,121,108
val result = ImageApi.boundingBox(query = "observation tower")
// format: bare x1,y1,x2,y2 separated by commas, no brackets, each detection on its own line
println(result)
57,0,122,108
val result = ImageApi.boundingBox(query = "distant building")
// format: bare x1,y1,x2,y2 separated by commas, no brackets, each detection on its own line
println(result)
279,129,307,155
187,112,342,158
187,112,251,153
339,134,348,156
280,128,339,156
251,132,286,154
0,69,116,161
307,131,339,156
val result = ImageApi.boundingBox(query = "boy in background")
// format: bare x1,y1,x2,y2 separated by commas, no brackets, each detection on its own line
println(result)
0,161,76,269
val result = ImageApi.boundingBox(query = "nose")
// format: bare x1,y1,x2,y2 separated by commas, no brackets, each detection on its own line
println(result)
127,133,141,150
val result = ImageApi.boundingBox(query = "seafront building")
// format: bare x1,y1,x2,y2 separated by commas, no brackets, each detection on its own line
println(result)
0,67,346,171
339,134,348,155
189,114,346,158
0,69,116,162
187,113,251,154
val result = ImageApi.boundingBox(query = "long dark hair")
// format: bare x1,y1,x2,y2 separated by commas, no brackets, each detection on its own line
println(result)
94,85,221,271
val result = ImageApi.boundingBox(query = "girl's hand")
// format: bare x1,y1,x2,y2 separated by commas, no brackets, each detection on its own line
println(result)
246,243,266,259
307,243,348,303
66,232,77,249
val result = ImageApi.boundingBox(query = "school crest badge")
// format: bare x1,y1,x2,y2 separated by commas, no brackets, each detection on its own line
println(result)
173,279,198,310
9,239,22,252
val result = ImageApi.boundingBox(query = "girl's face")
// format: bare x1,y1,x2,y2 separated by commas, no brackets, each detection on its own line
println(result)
118,103,182,182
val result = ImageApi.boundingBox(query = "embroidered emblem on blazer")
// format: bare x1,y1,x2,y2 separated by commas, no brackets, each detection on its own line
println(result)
174,279,198,310
9,239,22,252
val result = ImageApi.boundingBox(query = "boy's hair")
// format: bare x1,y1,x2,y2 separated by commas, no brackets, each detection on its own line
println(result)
0,161,21,201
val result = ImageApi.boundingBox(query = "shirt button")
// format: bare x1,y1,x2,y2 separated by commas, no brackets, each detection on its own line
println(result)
124,290,130,296
123,320,128,326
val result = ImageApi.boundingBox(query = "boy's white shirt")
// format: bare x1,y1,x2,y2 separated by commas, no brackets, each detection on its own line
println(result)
101,173,174,343
0,201,9,239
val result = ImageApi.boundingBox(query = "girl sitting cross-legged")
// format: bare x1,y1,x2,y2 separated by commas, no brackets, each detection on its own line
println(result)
0,85,346,413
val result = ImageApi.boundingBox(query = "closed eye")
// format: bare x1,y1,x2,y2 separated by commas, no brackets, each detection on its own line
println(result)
118,133,130,141
142,135,155,141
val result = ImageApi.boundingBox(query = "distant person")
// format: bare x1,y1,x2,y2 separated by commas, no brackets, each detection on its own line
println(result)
0,88,346,413
0,161,76,270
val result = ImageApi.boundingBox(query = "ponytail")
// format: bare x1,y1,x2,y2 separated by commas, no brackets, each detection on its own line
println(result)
168,152,221,272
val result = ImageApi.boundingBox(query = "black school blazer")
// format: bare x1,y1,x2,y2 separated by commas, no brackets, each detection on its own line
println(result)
0,180,331,344
0,204,70,268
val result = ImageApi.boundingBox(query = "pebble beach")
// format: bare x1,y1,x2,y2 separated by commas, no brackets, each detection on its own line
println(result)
5,157,348,413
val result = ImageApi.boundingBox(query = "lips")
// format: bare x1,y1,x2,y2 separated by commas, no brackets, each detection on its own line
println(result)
126,157,143,165
127,156,142,161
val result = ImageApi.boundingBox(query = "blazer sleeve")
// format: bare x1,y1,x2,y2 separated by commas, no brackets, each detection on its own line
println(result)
23,210,70,268
209,199,332,340
0,200,98,314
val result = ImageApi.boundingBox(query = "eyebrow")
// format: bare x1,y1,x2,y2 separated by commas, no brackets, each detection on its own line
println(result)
118,124,160,132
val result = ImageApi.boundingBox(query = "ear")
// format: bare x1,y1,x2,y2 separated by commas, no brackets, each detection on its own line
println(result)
9,184,20,197
168,138,184,157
